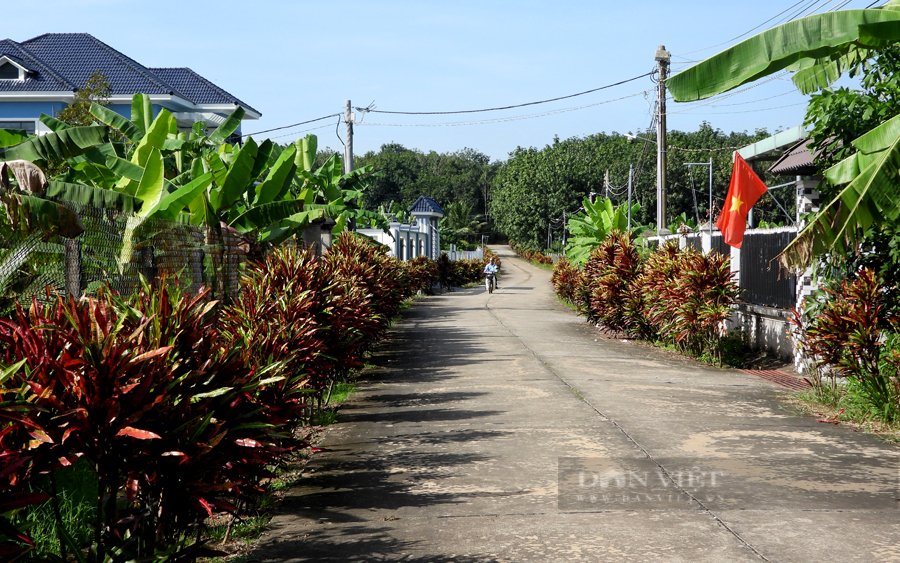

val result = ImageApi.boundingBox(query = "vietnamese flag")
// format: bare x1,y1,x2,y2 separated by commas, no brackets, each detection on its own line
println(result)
716,153,768,249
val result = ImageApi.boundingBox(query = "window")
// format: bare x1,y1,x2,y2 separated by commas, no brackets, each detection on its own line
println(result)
0,63,19,80
0,121,36,135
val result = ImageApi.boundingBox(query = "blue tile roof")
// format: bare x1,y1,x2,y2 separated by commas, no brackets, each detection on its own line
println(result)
0,34,258,115
0,39,73,91
20,34,178,96
151,67,258,114
409,196,444,215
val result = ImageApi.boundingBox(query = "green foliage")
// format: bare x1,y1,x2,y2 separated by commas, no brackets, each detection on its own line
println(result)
667,2,900,102
356,144,500,217
440,201,487,247
56,71,112,128
793,268,900,421
565,197,645,266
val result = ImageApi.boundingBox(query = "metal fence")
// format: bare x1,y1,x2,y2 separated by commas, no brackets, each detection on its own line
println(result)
445,248,484,261
646,228,797,310
0,201,246,313
739,227,797,309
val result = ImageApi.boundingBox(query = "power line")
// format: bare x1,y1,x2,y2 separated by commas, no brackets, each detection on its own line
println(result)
675,0,866,58
242,113,341,138
356,90,650,128
264,122,334,141
670,90,798,108
682,102,808,115
358,72,652,116
675,0,811,56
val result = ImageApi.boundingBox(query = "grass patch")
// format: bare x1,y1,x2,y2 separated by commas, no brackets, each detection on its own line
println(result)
19,458,97,557
556,296,577,311
786,380,900,443
205,515,271,545
328,381,356,405
522,259,554,271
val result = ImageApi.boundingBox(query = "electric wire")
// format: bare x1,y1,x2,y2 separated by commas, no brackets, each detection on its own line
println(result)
675,0,864,59
241,113,340,138
663,71,791,116
675,0,811,56
264,122,333,141
356,90,650,128
682,101,808,115
357,72,652,116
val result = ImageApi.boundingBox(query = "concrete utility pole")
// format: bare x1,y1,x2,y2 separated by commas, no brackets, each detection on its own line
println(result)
344,100,354,175
655,45,671,235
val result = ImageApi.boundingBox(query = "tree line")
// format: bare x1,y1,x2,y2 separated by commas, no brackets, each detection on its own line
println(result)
349,123,793,251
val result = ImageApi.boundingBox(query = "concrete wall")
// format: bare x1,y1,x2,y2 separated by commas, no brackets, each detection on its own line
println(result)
727,303,794,361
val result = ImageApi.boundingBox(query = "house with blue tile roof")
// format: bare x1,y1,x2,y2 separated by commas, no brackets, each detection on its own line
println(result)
0,33,259,137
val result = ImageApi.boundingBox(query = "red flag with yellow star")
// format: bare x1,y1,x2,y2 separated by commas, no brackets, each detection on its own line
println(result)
716,153,768,249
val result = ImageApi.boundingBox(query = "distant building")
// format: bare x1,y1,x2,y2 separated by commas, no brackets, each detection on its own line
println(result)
0,33,259,138
358,196,445,260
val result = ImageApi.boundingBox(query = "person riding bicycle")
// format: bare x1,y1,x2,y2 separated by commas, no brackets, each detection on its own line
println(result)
484,257,499,289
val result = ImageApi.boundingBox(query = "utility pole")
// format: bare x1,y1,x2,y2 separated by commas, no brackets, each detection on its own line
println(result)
344,100,354,175
655,45,671,235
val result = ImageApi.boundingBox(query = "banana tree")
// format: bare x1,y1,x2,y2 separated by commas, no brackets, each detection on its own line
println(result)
666,1,900,269
257,135,388,245
565,197,646,266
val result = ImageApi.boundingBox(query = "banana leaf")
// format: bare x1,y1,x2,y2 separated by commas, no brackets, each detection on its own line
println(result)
668,6,900,102
45,181,141,214
0,129,26,148
90,103,144,142
208,106,245,146
131,94,154,135
0,126,109,162
2,191,84,238
39,113,71,132
296,134,317,172
133,149,166,217
253,145,297,205
780,113,900,269
228,199,305,233
210,137,258,213
249,139,274,180
143,173,213,221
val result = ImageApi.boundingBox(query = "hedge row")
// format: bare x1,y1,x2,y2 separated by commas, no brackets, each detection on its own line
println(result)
0,233,428,562
553,232,739,362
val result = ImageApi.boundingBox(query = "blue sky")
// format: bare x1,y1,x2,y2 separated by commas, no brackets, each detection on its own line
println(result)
4,0,875,161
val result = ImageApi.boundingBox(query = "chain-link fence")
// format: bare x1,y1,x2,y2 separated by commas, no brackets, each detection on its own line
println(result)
0,201,246,312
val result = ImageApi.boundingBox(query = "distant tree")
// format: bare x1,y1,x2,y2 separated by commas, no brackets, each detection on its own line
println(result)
356,144,500,216
56,70,112,126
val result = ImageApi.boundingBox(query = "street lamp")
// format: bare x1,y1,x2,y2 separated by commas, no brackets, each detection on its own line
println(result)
624,133,656,144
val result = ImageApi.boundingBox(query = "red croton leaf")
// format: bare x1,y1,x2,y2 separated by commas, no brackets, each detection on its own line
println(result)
116,427,161,440
194,496,213,517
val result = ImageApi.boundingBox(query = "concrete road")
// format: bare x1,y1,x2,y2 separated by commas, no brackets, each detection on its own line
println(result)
254,246,899,563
